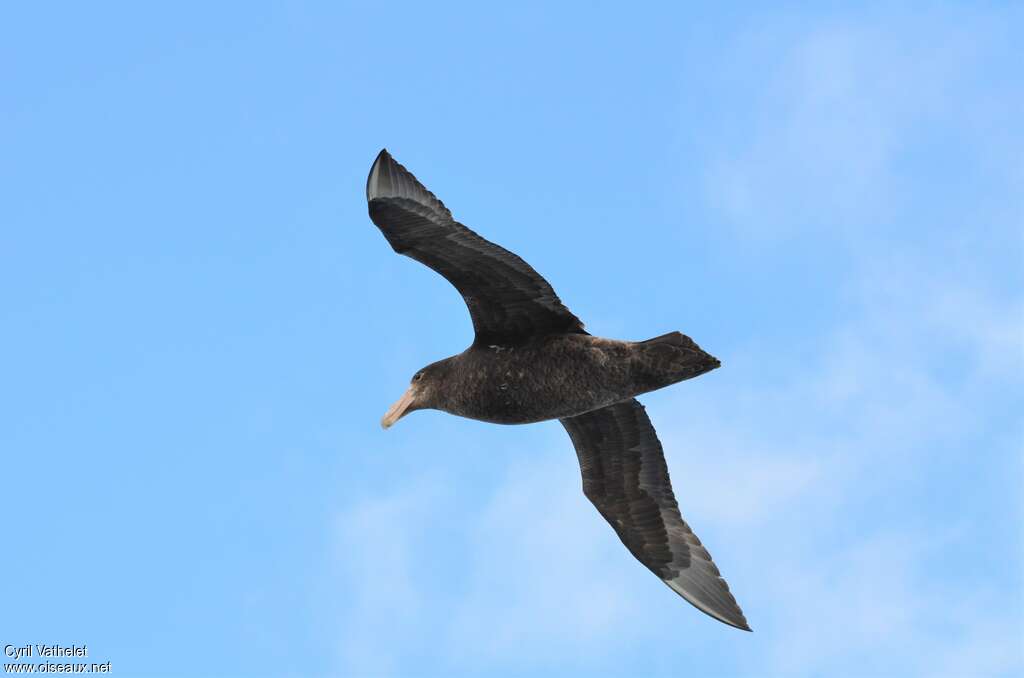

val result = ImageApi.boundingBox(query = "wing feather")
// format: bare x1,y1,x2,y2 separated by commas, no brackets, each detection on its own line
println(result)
561,399,750,631
366,150,584,345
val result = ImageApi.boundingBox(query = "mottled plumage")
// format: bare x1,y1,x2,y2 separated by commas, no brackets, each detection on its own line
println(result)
366,149,750,631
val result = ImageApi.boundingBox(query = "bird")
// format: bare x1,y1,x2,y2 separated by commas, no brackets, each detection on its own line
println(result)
365,149,750,631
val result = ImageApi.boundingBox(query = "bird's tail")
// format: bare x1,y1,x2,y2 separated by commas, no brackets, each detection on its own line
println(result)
638,331,721,380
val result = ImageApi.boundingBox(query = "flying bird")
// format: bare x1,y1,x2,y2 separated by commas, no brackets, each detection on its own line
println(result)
365,149,749,631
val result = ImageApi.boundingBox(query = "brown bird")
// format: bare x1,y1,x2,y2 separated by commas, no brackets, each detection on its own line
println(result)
366,149,749,631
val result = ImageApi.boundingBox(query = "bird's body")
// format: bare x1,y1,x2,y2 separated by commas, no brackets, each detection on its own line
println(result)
365,149,750,631
424,332,720,425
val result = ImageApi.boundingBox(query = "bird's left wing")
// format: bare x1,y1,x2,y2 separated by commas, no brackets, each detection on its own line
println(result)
561,399,751,631
366,149,585,345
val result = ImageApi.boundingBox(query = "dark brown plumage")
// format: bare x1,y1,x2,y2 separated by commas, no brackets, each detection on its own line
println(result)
366,149,750,631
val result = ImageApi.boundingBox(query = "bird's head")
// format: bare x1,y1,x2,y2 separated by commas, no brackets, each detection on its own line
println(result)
380,359,451,429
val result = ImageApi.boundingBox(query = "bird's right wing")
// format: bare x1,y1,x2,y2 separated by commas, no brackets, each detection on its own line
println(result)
366,150,585,346
560,398,750,631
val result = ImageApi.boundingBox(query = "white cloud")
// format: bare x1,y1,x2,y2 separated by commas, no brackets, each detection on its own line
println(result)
332,475,451,677
649,249,1023,676
443,450,644,670
749,529,1024,677
331,443,660,676
702,10,1020,244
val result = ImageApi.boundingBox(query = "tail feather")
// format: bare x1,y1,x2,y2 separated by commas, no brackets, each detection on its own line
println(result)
639,331,721,379
640,331,697,349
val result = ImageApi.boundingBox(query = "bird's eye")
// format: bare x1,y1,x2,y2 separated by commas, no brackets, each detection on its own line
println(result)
413,373,423,381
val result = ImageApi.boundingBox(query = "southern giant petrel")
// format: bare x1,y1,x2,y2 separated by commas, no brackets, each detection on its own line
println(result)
366,149,749,631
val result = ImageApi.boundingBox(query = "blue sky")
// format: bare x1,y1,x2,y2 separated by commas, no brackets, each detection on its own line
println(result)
2,3,1021,677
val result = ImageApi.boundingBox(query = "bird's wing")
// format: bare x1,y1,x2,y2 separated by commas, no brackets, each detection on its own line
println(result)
366,149,585,345
560,398,750,631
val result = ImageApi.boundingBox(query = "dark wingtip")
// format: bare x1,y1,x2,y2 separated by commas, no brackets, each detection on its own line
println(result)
730,614,752,632
366,149,394,202
710,606,752,632
365,150,453,220
710,605,752,632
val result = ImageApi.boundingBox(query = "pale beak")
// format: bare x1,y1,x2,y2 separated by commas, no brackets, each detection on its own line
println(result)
381,386,416,429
